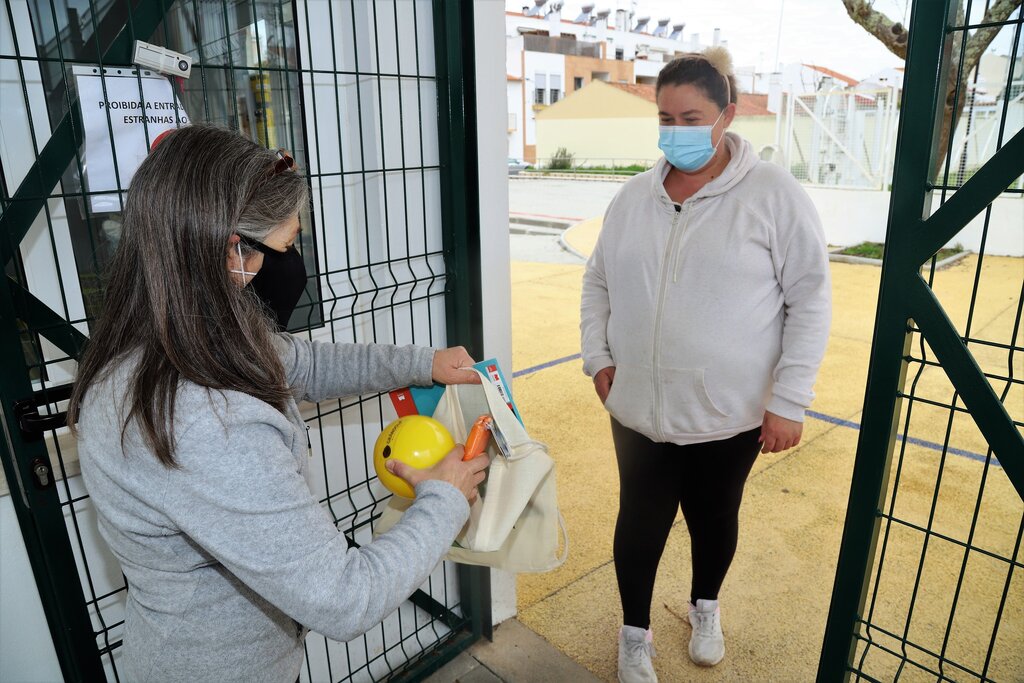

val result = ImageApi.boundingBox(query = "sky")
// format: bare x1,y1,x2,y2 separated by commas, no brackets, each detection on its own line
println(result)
505,0,1019,82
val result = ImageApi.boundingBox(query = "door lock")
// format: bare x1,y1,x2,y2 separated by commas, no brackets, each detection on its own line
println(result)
31,458,52,489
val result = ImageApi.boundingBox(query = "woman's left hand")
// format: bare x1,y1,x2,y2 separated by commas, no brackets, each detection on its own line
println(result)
759,411,803,454
432,346,482,385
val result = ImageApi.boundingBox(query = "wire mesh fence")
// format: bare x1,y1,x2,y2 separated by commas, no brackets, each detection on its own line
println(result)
778,73,1023,193
1,0,478,680
821,2,1024,681
779,87,899,190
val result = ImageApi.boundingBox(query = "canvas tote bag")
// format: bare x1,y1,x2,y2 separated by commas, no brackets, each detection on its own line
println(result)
374,369,568,573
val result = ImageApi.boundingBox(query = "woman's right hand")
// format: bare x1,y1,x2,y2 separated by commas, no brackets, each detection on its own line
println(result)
385,446,490,503
593,366,616,404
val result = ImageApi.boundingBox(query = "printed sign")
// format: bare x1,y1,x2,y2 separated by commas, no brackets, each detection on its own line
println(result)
74,66,190,212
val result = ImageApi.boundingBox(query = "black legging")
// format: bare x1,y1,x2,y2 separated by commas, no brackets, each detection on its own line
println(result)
611,418,761,630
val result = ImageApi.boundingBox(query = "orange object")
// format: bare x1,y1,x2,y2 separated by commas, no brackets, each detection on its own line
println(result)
463,415,493,460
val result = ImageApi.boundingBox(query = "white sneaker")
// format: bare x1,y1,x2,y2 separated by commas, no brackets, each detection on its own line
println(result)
687,599,725,666
618,625,658,683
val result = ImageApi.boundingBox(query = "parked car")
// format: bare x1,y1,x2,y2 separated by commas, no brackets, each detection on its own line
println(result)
508,158,530,175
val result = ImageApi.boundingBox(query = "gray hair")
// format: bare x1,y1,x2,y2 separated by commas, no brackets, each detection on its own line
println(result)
68,124,309,466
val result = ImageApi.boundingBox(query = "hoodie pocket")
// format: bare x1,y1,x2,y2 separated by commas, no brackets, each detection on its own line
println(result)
604,363,655,435
660,367,730,435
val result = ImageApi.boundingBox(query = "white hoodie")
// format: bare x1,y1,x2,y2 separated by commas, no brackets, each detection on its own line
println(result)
581,133,831,445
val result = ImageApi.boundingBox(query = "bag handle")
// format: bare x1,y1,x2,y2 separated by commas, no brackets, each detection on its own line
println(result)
465,368,545,462
554,512,569,566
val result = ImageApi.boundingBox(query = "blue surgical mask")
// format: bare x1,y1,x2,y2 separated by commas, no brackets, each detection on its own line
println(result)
658,109,726,172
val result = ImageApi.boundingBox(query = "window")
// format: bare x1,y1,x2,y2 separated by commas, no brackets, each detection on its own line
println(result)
550,89,560,104
615,47,624,60
535,88,546,104
574,77,584,90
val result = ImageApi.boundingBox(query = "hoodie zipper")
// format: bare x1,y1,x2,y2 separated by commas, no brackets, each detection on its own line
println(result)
671,206,694,283
652,203,688,441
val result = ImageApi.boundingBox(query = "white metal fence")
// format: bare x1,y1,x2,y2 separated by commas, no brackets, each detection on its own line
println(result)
778,88,899,190
775,85,1024,191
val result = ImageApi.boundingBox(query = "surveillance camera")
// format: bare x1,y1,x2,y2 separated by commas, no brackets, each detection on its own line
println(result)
133,40,193,79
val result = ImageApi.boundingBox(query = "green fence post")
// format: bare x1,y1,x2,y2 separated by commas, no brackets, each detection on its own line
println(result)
0,281,105,681
816,1,957,679
432,0,493,646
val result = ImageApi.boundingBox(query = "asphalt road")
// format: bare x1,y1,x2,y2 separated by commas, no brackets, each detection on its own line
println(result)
507,177,622,264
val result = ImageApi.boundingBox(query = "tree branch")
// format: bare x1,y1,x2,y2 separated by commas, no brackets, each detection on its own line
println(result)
841,0,909,59
964,0,1022,73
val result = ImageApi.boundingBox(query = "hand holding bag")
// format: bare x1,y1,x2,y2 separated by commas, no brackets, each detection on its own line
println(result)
374,369,568,573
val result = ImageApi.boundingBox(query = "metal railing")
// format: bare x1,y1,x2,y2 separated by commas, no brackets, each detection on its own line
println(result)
520,156,656,177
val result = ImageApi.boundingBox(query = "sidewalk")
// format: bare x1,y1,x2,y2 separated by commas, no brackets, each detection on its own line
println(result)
424,619,601,683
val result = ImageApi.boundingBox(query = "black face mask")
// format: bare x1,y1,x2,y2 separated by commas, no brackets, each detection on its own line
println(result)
241,236,307,331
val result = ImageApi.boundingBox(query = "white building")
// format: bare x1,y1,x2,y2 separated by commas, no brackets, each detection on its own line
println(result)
506,1,722,163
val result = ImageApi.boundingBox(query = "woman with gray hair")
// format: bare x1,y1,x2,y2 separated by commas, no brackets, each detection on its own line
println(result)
67,124,488,682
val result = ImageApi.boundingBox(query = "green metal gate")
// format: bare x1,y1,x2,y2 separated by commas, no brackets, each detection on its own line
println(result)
0,0,489,680
819,1,1023,681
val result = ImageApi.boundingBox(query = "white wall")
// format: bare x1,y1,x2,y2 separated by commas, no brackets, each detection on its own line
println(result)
474,1,517,626
633,58,664,80
507,81,525,161
506,35,526,160
0,496,64,682
805,186,1024,256
523,51,565,146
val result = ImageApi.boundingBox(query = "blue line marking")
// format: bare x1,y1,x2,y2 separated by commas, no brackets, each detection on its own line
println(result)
515,357,999,467
513,353,582,378
805,409,862,430
807,410,996,466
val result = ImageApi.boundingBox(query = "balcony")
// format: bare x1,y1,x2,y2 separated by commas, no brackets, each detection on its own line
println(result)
522,34,602,58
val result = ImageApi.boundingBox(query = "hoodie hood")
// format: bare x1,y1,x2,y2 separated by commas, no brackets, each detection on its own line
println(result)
650,132,759,210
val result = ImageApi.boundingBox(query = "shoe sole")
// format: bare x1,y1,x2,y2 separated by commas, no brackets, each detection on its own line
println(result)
688,646,725,667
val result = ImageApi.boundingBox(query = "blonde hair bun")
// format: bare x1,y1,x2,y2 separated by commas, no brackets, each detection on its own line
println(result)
701,45,734,77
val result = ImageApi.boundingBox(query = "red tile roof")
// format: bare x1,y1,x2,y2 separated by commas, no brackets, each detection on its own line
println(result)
607,82,658,102
735,93,772,116
607,82,773,116
802,64,859,86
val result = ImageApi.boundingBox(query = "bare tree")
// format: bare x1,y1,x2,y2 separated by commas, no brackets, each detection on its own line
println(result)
841,0,1022,176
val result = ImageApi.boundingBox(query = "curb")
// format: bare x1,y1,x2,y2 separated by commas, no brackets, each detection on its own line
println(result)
828,248,970,269
557,234,588,261
514,172,632,182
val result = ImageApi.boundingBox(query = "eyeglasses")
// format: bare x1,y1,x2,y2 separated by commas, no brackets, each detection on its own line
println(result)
271,149,295,176
237,233,268,252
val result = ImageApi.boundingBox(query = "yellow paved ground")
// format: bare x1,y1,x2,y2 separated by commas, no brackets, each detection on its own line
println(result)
510,220,1023,681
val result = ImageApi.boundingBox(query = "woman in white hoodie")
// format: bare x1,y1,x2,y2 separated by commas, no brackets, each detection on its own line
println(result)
580,47,831,681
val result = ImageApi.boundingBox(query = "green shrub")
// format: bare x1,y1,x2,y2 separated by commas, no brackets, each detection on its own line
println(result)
548,147,574,170
838,241,965,261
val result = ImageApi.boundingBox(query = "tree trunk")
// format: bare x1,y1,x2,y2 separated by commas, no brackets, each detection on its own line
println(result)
841,0,1022,178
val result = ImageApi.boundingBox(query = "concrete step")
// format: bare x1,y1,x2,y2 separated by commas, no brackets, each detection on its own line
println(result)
424,619,602,683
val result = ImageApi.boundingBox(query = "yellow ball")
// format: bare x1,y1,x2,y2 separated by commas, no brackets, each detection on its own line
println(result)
373,416,455,498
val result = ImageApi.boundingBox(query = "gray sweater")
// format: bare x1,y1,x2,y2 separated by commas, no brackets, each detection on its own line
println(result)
77,335,469,682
